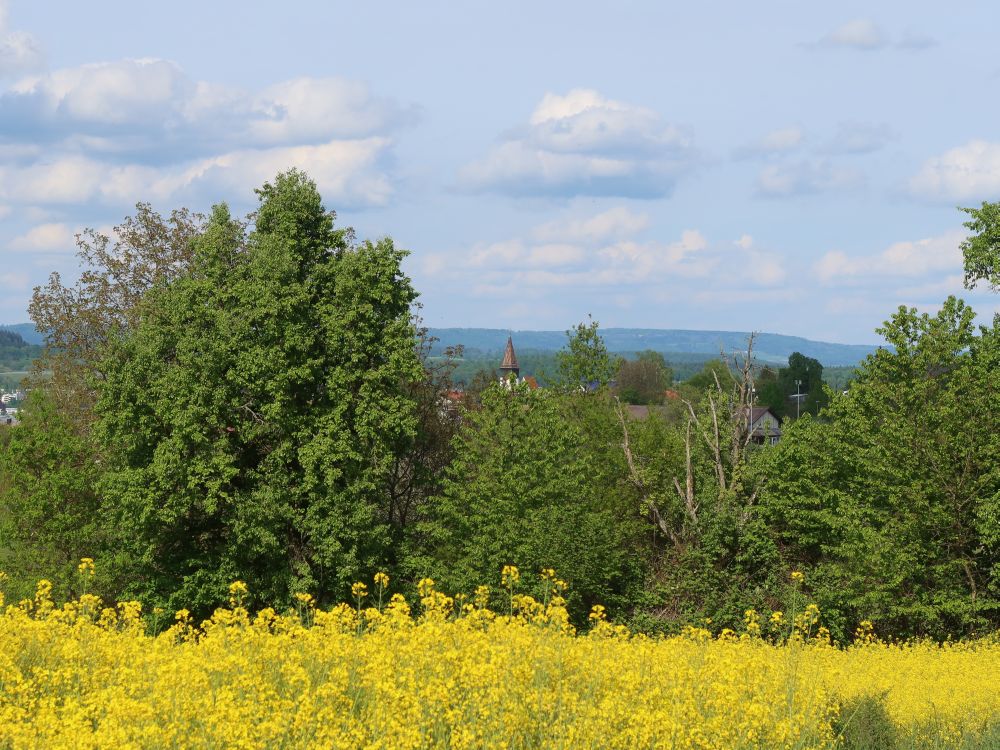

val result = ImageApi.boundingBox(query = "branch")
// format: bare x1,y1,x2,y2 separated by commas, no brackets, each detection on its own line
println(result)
614,398,680,546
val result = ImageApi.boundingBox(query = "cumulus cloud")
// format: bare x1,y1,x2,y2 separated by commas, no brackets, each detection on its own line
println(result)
815,230,964,283
0,1,43,77
0,137,395,210
756,160,864,197
0,60,414,159
818,19,889,50
458,89,697,199
734,127,803,159
909,140,1000,202
9,222,76,252
531,207,650,244
0,56,413,211
424,208,790,302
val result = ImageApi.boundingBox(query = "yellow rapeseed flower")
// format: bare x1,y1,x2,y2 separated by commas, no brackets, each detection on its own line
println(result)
501,565,520,587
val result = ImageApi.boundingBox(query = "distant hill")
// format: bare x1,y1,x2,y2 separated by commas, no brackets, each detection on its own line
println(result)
428,328,882,367
0,323,43,345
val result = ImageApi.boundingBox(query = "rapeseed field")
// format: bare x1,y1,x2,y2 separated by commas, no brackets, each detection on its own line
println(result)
0,565,998,749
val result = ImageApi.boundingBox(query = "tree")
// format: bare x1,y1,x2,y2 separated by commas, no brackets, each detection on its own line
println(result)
618,336,783,630
959,201,1000,291
555,316,617,389
755,366,785,418
414,383,644,619
94,171,424,613
0,389,104,602
752,354,829,418
28,204,206,430
761,297,1000,639
683,358,737,392
382,322,463,539
616,351,673,405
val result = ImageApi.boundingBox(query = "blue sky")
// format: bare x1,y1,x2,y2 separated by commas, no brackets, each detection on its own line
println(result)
1,1,998,344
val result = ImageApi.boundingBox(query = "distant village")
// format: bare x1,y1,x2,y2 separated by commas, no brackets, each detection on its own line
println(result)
445,336,783,445
0,389,24,426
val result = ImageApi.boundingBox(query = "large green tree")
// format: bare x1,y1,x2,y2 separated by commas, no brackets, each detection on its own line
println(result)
414,382,644,619
95,171,423,613
761,297,1000,639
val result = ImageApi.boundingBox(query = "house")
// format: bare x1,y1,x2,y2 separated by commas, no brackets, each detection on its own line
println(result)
746,406,781,445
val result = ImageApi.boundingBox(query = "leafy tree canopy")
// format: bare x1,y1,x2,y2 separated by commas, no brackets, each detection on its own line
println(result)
960,200,1000,291
760,296,1000,639
555,316,617,390
93,170,423,613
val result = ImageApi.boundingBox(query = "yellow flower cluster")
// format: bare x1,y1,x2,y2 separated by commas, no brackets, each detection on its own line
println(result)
0,565,997,749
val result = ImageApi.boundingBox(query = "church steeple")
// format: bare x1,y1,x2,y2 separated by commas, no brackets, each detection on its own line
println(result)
499,336,520,379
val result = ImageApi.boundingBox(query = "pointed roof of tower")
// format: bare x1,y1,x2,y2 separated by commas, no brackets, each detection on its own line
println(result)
500,336,519,372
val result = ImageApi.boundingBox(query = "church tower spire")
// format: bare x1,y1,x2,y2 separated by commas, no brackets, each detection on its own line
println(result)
499,335,520,379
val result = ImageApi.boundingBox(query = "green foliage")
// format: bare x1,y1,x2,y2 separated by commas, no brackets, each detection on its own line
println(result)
960,200,1000,291
761,297,1000,639
683,358,737,392
616,350,673,405
555,316,618,389
413,383,645,619
755,352,829,418
622,385,784,632
833,694,898,750
94,171,423,614
0,330,42,374
0,390,104,602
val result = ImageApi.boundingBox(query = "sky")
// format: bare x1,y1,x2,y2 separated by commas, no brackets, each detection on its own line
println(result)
1,1,999,344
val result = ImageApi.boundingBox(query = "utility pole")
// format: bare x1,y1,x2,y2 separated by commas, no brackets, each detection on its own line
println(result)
795,379,802,419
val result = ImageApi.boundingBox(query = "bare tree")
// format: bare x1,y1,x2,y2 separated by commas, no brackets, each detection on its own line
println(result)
617,333,763,548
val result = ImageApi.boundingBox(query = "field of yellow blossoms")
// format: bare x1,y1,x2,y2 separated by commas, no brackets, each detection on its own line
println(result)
0,564,998,750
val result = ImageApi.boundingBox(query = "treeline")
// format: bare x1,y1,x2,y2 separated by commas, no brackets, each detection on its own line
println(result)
1,171,997,642
0,330,42,375
441,347,856,398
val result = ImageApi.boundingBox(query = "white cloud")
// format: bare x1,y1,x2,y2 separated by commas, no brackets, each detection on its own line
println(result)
9,222,76,252
734,127,803,159
816,230,964,283
757,160,864,197
0,54,412,211
427,208,792,302
467,239,585,270
1,60,413,156
532,207,649,244
909,140,1000,202
0,137,395,210
0,0,42,76
729,234,786,285
814,19,935,53
819,19,888,50
458,89,696,199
